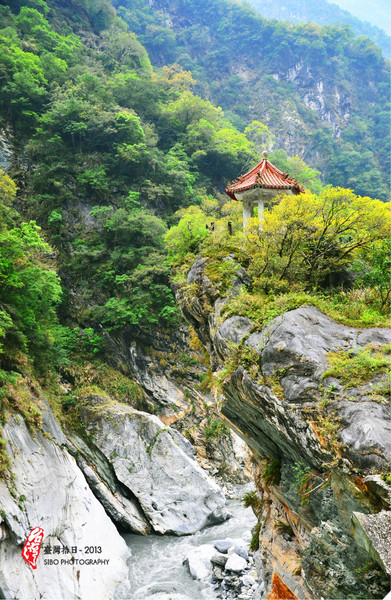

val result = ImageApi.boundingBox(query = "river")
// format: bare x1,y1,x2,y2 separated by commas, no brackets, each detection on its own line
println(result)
121,486,257,600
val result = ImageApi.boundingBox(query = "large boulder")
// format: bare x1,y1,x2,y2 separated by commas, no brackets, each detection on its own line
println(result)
80,397,229,535
339,402,391,470
225,553,248,573
185,544,216,580
0,414,129,600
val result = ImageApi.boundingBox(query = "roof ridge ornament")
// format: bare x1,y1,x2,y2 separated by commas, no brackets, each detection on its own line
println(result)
262,150,268,159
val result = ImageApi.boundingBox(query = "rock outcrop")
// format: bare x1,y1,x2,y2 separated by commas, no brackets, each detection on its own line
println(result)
0,385,230,598
105,326,251,484
0,409,130,600
76,396,229,535
177,256,391,600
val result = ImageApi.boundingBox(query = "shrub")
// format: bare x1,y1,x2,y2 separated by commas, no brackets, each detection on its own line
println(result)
323,345,391,388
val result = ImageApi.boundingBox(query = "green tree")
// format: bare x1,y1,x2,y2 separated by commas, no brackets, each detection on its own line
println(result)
269,149,324,193
0,172,64,373
242,187,389,289
353,239,391,309
244,120,275,154
164,206,210,262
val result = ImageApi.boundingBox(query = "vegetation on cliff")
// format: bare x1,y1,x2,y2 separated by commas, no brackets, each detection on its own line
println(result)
0,0,388,344
166,187,390,329
247,0,391,58
0,0,389,481
115,0,390,201
0,0,260,334
0,170,63,379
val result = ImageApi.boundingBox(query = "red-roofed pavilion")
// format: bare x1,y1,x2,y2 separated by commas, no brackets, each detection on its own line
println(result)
226,151,304,227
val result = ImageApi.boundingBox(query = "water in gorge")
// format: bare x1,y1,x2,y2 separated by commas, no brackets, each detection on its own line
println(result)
121,486,257,600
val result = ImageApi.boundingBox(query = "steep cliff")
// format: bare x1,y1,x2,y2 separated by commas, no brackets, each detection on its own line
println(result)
0,382,233,597
177,255,391,600
104,327,251,483
0,396,130,600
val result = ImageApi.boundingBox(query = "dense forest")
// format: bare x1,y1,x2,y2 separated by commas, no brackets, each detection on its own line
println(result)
114,0,390,202
0,0,389,411
0,0,261,390
0,3,389,598
247,0,390,57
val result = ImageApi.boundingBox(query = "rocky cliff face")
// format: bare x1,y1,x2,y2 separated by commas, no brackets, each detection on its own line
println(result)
177,255,391,600
74,395,229,535
105,327,251,483
0,397,130,600
145,0,389,186
0,383,231,598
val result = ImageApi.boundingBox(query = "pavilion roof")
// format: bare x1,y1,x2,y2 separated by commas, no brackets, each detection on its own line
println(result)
226,155,304,200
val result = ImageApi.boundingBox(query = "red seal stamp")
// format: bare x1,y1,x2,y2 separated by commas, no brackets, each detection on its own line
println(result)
22,527,44,569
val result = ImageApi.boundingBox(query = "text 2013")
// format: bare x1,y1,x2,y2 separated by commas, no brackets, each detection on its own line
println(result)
84,546,102,553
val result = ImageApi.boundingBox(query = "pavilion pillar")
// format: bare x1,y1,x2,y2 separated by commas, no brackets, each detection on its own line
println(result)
258,198,265,221
243,199,253,228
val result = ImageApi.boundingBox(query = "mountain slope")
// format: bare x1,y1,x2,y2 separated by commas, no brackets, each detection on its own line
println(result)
332,0,391,35
247,0,391,58
115,0,390,201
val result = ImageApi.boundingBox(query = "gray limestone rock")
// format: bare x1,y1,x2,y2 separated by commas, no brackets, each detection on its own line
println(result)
0,415,129,600
352,511,391,575
338,402,391,470
180,257,391,598
76,454,150,534
211,552,229,566
221,366,332,468
241,574,256,586
225,553,248,572
185,544,216,580
234,544,249,560
215,316,253,360
363,475,391,509
214,539,234,553
169,426,196,459
80,398,229,535
246,306,391,403
66,428,150,534
0,129,13,170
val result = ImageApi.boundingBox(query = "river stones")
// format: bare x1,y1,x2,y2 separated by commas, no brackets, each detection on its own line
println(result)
225,554,248,572
214,539,233,553
211,552,228,566
185,533,260,599
185,544,216,580
234,544,249,560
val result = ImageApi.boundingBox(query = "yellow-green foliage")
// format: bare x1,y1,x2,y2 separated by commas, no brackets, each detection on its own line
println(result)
0,437,11,478
323,344,391,389
165,197,243,270
215,343,260,390
242,490,264,516
68,360,144,407
0,374,43,431
222,288,389,329
242,187,389,290
168,187,390,329
204,416,229,440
